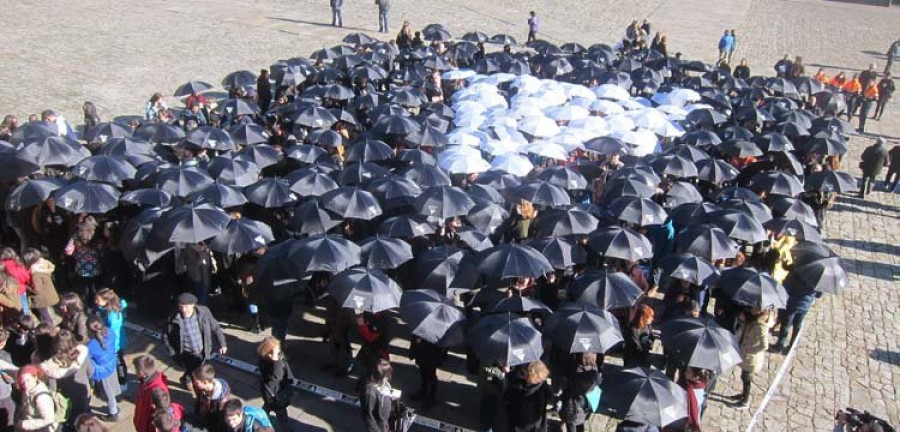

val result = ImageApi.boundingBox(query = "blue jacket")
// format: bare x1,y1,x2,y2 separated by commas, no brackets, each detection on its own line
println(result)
88,330,118,382
718,35,734,51
99,299,127,353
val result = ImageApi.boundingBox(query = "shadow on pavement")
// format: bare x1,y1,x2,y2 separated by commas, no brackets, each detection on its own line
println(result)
840,257,900,281
267,16,372,33
825,238,900,255
869,348,900,366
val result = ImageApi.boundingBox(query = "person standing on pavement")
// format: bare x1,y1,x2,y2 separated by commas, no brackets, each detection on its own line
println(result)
164,293,228,389
717,30,733,63
842,74,863,121
886,39,900,74
733,307,774,409
504,360,553,432
133,355,169,432
409,337,446,410
859,63,878,94
733,58,751,79
875,72,895,120
858,80,879,133
727,30,737,65
527,11,539,44
859,138,889,198
772,284,820,354
885,143,900,192
257,337,295,430
330,0,343,27
256,69,271,114
773,54,792,78
376,0,390,33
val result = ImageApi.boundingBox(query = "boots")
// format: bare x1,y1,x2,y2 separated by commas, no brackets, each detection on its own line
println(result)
735,371,752,409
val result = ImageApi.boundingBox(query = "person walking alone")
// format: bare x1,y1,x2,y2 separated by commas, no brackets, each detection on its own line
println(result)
330,0,343,27
875,72,895,120
885,143,900,192
858,81,879,133
527,11,539,44
859,138,889,198
376,0,390,33
164,293,228,389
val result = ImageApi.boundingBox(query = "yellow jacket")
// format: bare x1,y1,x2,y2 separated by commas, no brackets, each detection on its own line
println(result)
771,234,797,282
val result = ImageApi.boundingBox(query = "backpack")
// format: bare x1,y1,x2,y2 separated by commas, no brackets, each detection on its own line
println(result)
33,390,70,424
242,405,273,431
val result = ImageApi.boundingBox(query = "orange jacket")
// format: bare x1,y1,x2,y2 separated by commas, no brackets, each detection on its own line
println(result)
842,79,861,94
864,84,879,100
814,71,829,84
830,77,846,88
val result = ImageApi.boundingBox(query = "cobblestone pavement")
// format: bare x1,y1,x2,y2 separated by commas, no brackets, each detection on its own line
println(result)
2,0,899,430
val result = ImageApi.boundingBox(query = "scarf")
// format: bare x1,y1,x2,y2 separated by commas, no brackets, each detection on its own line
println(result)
679,377,707,431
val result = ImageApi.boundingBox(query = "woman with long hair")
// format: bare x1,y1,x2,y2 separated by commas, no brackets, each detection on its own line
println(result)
86,316,121,422
58,293,88,343
16,365,59,431
23,248,60,325
623,304,655,368
559,353,601,432
358,358,394,432
504,360,553,432
257,337,295,429
64,222,104,301
37,328,92,425
1,247,32,317
95,288,128,388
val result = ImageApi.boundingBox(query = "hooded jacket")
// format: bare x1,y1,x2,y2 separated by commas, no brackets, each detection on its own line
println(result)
134,372,169,432
28,258,59,309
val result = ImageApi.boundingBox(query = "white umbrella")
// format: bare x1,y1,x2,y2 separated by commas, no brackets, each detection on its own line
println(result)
654,121,686,138
606,115,637,132
547,105,590,121
614,130,659,157
441,153,491,174
524,141,570,160
533,88,568,107
447,131,482,147
563,83,597,100
589,99,626,115
481,138,522,156
651,88,701,107
568,116,610,135
471,73,516,86
489,125,529,145
656,105,689,120
518,115,561,138
437,144,481,165
442,69,477,81
618,98,647,111
453,113,486,130
593,84,631,101
511,75,542,93
509,97,546,119
629,108,669,131
452,100,487,116
490,153,534,176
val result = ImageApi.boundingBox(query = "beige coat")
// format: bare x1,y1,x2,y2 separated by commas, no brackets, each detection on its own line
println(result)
29,259,59,309
738,310,774,373
18,381,59,432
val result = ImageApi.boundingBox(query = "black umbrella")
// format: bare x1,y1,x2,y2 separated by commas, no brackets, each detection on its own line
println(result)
52,181,120,214
150,203,231,246
189,184,248,208
755,132,794,153
98,137,157,166
155,166,215,198
718,267,787,309
268,234,361,276
536,166,588,190
607,196,667,227
474,170,522,190
659,253,718,286
468,202,510,236
477,242,554,280
286,167,339,197
709,209,768,244
462,31,489,43
73,155,136,185
289,199,340,235
207,156,260,187
5,177,68,211
84,122,133,145
339,162,391,186
372,114,420,136
513,181,571,208
669,202,719,228
173,80,213,97
787,255,849,295
568,269,643,310
719,139,763,158
209,218,274,255
415,245,479,296
328,267,402,313
664,181,703,208
368,175,422,209
18,136,89,167
525,237,587,269
403,165,452,188
134,123,185,144
244,178,296,208
805,170,857,193
660,317,742,374
752,171,804,197
674,224,739,261
651,154,698,179
804,137,848,156
457,228,493,252
602,177,657,201
679,130,722,147
468,312,543,367
468,183,505,206
600,367,687,427
533,208,599,237
587,225,654,261
229,123,270,146
380,215,436,238
221,70,257,89
768,196,818,226
491,295,553,315
119,207,173,267
763,218,822,243
719,198,773,223
321,187,383,220
685,108,727,127
665,145,710,163
295,106,339,129
415,185,475,222
359,237,414,270
121,188,174,208
185,126,236,151
399,289,467,347
696,159,739,184
345,138,394,163
545,303,623,354
490,34,518,46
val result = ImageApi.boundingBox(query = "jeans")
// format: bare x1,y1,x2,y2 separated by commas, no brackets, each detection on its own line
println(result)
860,175,877,197
331,8,343,27
19,293,30,318
776,308,809,349
885,168,899,192
378,10,389,32
858,99,874,133
875,96,891,119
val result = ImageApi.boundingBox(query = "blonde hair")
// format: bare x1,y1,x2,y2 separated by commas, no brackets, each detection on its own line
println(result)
517,199,537,220
524,360,549,385
257,336,281,359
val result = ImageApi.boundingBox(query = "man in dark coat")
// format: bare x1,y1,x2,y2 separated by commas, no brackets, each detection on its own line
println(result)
409,337,447,409
256,69,272,113
885,143,900,192
859,138,889,198
859,63,878,94
875,72,895,120
164,293,228,388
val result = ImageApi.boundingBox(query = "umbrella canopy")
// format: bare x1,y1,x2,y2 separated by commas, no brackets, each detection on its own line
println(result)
263,234,361,277
184,126,236,151
512,181,571,208
607,196,667,227
321,187,383,220
244,178,296,208
805,170,857,193
209,218,274,255
468,202,510,236
150,202,231,246
5,177,68,211
752,171,804,197
155,166,215,198
763,218,822,243
675,224,739,261
359,237,414,270
289,199,340,235
84,122,133,145
476,243,554,280
18,136,89,167
718,267,787,309
660,316,742,374
491,295,553,315
52,181,120,214
659,253,719,286
415,245,479,296
588,225,654,261
207,156,260,187
287,167,339,197
328,267,402,313
568,269,643,310
120,188,174,208
709,209,768,244
415,185,475,222
468,312,543,367
174,80,213,97
600,367,687,427
189,184,248,208
525,237,587,269
380,215,435,238
787,255,849,295
545,303,623,354
533,208,599,237
399,289,467,347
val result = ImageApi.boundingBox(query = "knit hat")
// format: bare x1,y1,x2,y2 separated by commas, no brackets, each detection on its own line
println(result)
177,293,198,305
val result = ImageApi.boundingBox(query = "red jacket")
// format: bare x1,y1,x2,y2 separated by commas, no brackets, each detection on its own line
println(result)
3,259,31,295
134,372,170,432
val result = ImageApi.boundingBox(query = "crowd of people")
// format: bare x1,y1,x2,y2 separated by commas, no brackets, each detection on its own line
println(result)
0,14,891,432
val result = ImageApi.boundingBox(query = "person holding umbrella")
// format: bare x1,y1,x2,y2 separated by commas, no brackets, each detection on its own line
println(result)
504,360,553,432
356,312,391,373
478,360,508,432
772,284,821,354
858,138,889,199
733,306,774,409
163,292,228,389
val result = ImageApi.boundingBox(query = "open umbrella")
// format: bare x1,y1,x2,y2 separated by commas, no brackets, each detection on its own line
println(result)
174,80,213,97
368,175,422,209
270,234,361,276
155,166,215,198
52,181,120,214
189,184,248,208
696,159,739,184
718,267,787,309
787,255,849,295
286,167,339,197
185,126,236,151
512,181,571,208
600,367,687,427
525,237,587,269
533,208,599,236
588,225,654,261
468,203,510,236
468,312,543,367
491,295,553,315
659,253,719,286
150,202,231,246
415,185,475,222
18,136,89,167
84,122,133,145
568,269,643,310
545,303,623,354
121,188,174,208
660,316,742,374
477,243,554,280
763,218,822,243
380,215,435,238
752,171,804,197
134,123,185,144
288,199,340,235
328,267,402,313
244,178,296,208
209,218,274,255
709,209,768,244
5,177,68,211
400,289,467,347
675,224,739,261
359,237,414,270
207,156,259,187
415,245,479,296
607,196,667,226
805,170,856,193
321,187,383,220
